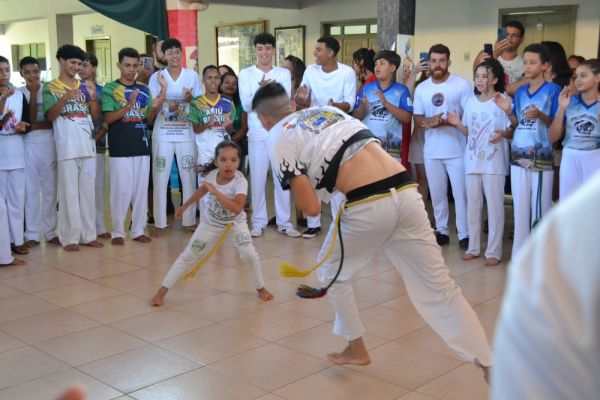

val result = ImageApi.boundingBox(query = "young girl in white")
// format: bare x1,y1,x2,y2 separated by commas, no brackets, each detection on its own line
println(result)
550,59,600,200
448,59,517,266
151,141,273,306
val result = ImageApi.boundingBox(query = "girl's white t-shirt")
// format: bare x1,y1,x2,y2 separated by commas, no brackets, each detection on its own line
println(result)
203,169,248,226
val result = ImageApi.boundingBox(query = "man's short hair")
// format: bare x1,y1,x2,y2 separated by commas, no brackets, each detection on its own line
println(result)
202,64,219,77
83,52,98,67
252,81,291,117
317,36,340,56
429,44,450,59
0,56,10,65
505,20,525,37
118,47,140,63
523,43,552,64
161,38,182,53
253,33,276,47
373,50,401,69
56,44,85,61
19,56,39,70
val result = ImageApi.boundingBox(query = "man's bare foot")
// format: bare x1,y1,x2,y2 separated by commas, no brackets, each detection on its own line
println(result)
97,232,111,240
25,240,40,249
81,240,103,248
462,252,479,261
64,244,80,252
11,245,29,255
56,384,87,400
327,337,371,366
484,258,500,266
111,237,125,246
151,286,168,306
0,258,26,267
185,224,198,232
48,237,61,246
133,235,152,243
257,287,274,301
150,227,166,238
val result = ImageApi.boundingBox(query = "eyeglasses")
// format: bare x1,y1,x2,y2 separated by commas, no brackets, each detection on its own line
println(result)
165,49,182,57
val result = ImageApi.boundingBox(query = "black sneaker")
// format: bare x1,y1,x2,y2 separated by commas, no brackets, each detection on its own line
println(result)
267,217,277,226
459,237,469,250
435,231,450,246
302,227,321,238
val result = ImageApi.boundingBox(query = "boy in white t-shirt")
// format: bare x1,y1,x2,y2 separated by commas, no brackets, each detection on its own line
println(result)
238,33,299,238
413,44,472,250
149,38,203,234
294,36,357,238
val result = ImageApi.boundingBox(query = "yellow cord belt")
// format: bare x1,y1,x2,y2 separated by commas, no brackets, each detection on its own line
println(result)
181,223,233,281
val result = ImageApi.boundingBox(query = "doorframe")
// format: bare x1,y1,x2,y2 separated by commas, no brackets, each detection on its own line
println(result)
498,5,577,41
84,36,113,83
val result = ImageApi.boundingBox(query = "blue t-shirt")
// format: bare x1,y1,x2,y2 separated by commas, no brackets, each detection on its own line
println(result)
562,94,600,151
355,80,412,157
511,81,560,171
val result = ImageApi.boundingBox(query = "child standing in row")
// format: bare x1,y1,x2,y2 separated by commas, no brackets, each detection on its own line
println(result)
151,141,273,306
448,59,516,266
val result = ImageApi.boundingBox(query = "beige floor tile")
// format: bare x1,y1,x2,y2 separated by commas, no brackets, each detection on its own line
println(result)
118,248,179,270
0,308,100,344
80,241,151,258
0,330,26,353
253,394,286,400
368,269,407,287
397,392,442,400
345,342,463,389
352,278,407,304
193,267,256,291
276,296,336,321
355,260,396,278
480,295,504,308
130,367,265,400
0,260,53,280
34,325,146,366
110,308,213,342
34,281,122,307
29,250,108,269
57,259,141,280
279,247,323,266
2,270,86,293
229,278,301,306
155,323,267,364
129,282,223,306
212,343,329,391
93,269,166,293
274,366,409,400
360,305,427,340
0,294,60,323
0,282,25,300
79,345,201,393
222,306,324,341
471,304,501,341
453,274,505,304
440,250,484,277
416,364,489,400
276,322,388,361
0,368,122,400
68,293,157,324
254,237,319,257
394,326,463,361
173,293,269,322
0,347,69,389
381,294,421,314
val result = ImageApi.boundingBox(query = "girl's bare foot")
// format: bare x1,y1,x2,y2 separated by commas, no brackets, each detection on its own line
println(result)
82,240,103,248
462,252,479,261
151,286,168,306
484,257,500,266
256,287,274,301
111,237,125,246
48,237,61,246
133,235,152,243
25,240,40,249
64,244,80,252
97,232,111,239
0,258,26,267
327,337,371,366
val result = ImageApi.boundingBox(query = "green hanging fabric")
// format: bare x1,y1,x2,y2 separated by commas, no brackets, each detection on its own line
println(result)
79,0,169,39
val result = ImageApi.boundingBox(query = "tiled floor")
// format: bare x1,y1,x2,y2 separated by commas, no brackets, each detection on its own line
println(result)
0,191,510,399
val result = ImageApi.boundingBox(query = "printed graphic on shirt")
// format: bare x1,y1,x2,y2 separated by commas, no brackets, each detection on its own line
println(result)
432,92,445,106
42,80,94,139
297,109,345,134
160,100,190,137
563,94,600,150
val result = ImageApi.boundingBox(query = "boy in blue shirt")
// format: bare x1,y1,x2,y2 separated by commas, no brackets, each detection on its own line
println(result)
354,50,413,160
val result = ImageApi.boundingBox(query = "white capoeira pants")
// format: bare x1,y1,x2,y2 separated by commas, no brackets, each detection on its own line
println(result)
317,187,491,366
24,141,57,242
161,221,265,290
153,140,197,228
424,157,468,239
307,192,345,229
248,139,292,230
0,169,25,247
109,156,150,239
95,152,108,235
0,198,13,264
57,156,97,246
510,166,553,258
465,173,505,260
559,147,600,201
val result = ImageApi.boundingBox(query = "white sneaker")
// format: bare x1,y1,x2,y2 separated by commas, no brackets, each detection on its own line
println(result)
250,227,264,237
278,227,301,238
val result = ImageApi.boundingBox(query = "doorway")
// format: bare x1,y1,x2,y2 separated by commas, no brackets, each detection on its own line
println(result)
85,38,112,84
323,20,378,66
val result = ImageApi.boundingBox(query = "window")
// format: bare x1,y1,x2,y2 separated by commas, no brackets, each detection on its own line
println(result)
344,25,368,35
11,42,47,71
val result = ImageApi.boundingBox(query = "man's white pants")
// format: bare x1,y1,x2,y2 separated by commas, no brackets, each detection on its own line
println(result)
24,141,57,242
317,187,491,366
465,174,505,260
0,169,25,246
307,192,345,229
510,165,553,257
248,140,292,230
0,198,13,264
57,157,97,246
559,147,600,201
153,140,197,228
109,156,150,239
95,152,108,235
424,157,468,239
161,221,265,290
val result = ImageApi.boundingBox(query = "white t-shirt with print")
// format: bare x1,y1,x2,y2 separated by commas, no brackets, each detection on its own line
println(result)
461,96,511,175
203,169,248,226
149,68,203,142
499,55,524,84
413,74,472,159
0,90,26,170
238,65,292,142
18,86,53,143
300,63,357,112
